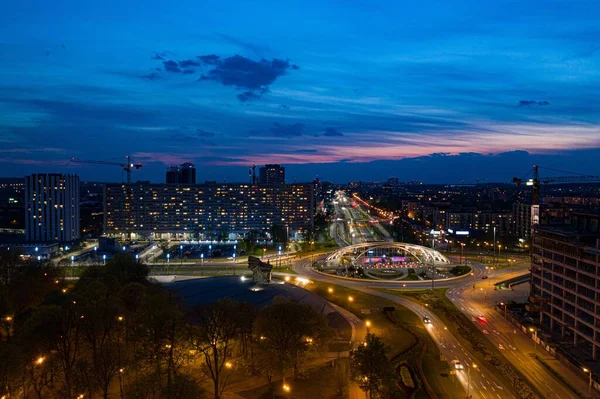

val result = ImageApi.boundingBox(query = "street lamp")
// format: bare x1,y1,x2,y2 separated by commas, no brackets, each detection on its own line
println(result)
460,242,466,265
71,255,75,278
200,253,204,266
232,253,236,276
365,320,372,333
166,253,170,275
583,368,593,398
103,254,106,265
262,247,266,259
529,327,538,349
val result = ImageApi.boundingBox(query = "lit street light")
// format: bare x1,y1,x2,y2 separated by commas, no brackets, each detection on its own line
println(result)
583,367,593,398
71,255,75,278
103,254,106,265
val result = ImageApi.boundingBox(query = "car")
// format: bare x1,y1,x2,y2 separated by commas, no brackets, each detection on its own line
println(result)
452,360,464,370
482,275,488,279
423,316,431,324
477,314,486,322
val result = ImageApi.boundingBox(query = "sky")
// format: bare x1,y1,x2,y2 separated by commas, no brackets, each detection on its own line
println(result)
1,0,600,184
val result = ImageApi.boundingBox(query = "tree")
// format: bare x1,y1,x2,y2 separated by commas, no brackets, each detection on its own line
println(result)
243,230,260,254
188,299,243,399
349,333,395,398
270,224,288,245
255,300,331,378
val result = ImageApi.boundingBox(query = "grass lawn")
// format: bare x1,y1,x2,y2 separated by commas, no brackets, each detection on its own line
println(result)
304,281,464,398
379,288,542,399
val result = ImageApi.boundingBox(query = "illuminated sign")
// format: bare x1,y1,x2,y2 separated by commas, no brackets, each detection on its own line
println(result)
456,231,470,236
447,229,454,233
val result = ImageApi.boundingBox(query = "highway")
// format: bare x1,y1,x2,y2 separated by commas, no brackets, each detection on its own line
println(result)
449,267,587,398
294,192,586,398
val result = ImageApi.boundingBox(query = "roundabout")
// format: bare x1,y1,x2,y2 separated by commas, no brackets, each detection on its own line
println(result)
322,242,456,281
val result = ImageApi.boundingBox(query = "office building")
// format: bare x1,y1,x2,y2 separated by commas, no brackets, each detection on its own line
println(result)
259,164,285,186
25,173,80,243
530,211,600,360
104,182,313,239
166,163,197,184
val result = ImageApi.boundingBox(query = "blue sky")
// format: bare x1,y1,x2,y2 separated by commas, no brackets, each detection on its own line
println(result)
1,0,600,183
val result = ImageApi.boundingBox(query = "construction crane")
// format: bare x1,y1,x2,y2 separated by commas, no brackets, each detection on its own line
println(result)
513,165,600,227
70,156,142,237
70,156,142,184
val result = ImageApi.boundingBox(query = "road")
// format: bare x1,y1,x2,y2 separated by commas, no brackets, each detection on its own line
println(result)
450,266,589,398
294,259,513,399
295,193,588,398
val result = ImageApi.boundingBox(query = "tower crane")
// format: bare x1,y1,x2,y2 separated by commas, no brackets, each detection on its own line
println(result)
70,156,142,184
70,156,142,237
513,165,600,227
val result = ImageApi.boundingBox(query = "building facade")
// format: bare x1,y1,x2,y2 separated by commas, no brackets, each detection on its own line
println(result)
530,212,600,360
104,182,313,238
25,173,80,243
513,202,532,240
259,164,285,186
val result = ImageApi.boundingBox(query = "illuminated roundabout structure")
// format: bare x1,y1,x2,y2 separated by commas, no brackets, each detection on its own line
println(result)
323,242,454,281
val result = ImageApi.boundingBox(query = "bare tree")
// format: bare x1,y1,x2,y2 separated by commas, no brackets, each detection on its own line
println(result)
188,299,243,399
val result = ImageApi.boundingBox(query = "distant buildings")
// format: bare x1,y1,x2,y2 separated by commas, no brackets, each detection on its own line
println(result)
166,163,197,184
104,182,313,239
259,164,285,186
530,211,600,360
25,173,80,243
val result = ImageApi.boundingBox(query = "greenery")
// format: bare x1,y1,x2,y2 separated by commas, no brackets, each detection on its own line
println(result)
304,281,460,398
350,333,395,398
381,288,542,399
0,249,331,399
448,265,472,276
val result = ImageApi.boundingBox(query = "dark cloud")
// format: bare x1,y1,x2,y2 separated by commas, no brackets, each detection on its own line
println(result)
152,52,166,60
178,59,201,68
140,72,161,80
199,54,297,101
197,54,220,65
271,122,304,137
148,52,297,101
163,60,182,73
323,127,343,137
519,100,550,106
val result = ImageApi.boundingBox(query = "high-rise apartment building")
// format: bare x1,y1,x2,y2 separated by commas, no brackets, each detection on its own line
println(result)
25,173,80,243
530,211,600,360
166,165,181,184
166,163,196,184
180,162,196,184
513,202,532,240
104,182,313,238
259,164,285,186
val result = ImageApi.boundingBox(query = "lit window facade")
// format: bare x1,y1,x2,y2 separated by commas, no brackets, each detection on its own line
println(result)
104,182,314,237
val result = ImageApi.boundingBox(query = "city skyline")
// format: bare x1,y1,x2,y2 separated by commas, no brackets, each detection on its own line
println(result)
2,0,600,183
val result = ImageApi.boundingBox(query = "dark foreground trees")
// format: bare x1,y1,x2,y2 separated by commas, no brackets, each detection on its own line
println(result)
0,249,334,399
350,333,395,399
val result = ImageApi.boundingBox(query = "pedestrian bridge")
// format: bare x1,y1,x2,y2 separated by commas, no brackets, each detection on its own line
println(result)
326,242,452,269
